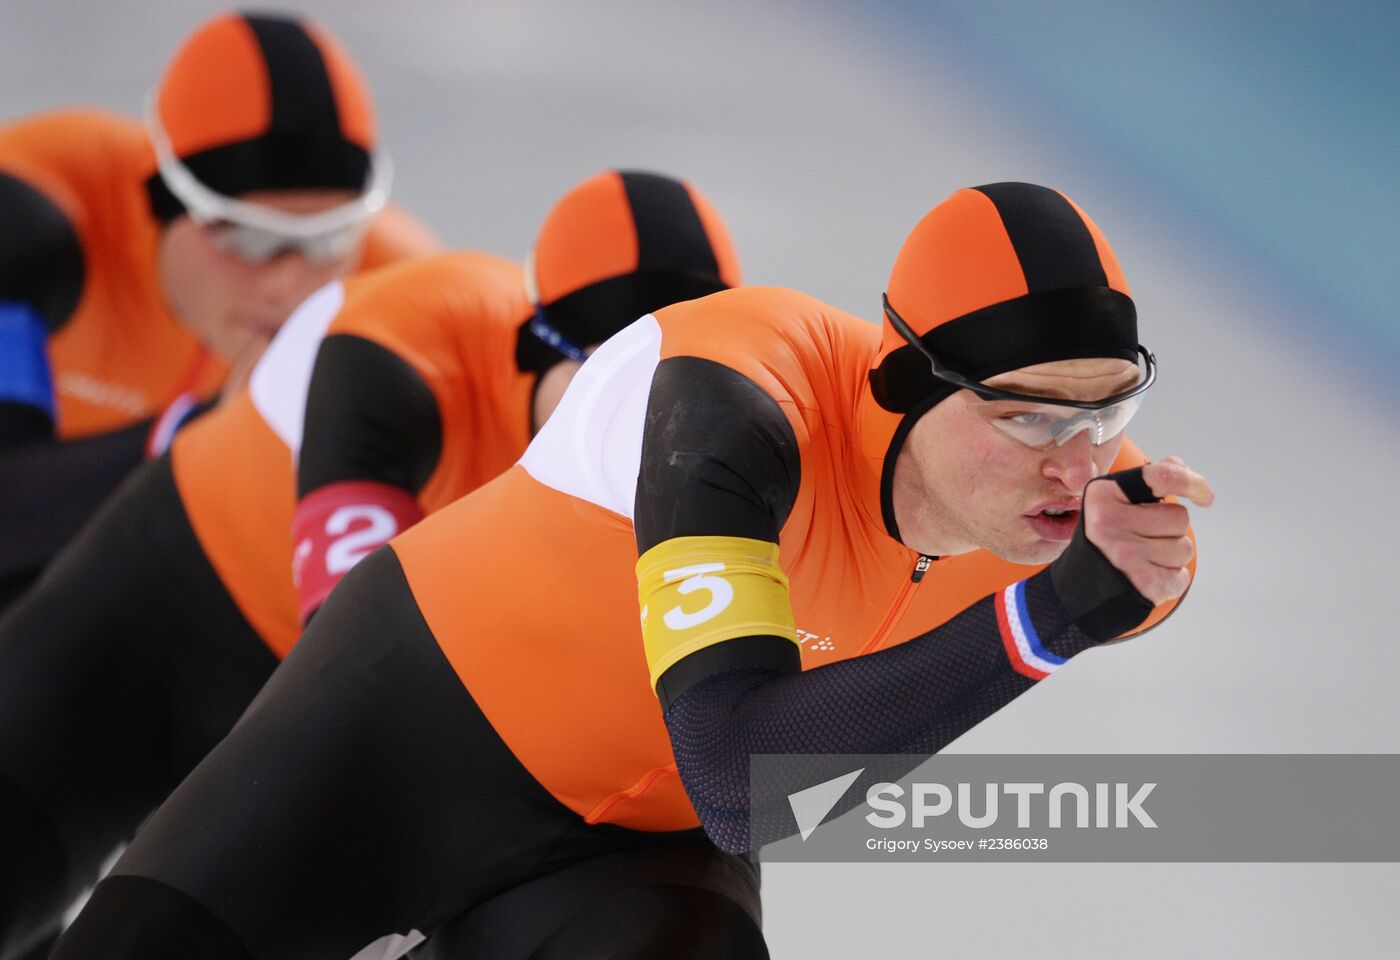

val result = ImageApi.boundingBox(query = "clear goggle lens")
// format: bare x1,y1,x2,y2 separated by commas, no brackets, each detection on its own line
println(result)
202,218,368,265
967,393,1144,448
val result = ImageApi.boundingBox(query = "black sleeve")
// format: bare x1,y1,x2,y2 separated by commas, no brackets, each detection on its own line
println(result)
633,356,804,707
0,171,84,447
664,490,1161,855
666,570,1105,853
0,170,156,592
296,333,444,498
0,404,51,448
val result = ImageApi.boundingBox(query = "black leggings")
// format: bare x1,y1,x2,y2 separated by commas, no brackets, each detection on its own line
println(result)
51,547,764,960
0,417,154,622
0,456,278,960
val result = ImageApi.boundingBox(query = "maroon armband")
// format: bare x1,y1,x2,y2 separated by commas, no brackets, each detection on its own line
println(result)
291,480,424,622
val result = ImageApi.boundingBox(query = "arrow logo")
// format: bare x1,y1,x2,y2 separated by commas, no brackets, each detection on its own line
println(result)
787,768,865,841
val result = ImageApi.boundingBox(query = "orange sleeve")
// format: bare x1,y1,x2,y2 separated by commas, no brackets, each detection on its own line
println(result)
651,286,864,451
327,251,523,398
311,251,531,511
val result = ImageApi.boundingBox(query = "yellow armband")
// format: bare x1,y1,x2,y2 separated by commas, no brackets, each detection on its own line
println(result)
636,535,797,693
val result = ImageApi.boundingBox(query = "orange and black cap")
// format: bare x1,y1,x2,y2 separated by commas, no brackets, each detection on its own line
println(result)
870,182,1139,413
146,12,376,222
859,183,1145,543
517,170,741,375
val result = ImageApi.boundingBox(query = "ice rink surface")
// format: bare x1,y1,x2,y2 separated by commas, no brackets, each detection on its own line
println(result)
4,0,1396,955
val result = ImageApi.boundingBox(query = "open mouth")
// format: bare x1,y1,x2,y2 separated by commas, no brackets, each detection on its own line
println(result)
1026,506,1080,542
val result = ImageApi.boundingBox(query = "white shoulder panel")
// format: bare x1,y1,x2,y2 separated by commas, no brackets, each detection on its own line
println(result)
248,280,346,455
518,313,661,519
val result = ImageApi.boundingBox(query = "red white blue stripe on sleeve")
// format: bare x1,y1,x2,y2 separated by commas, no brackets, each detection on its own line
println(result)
995,580,1066,680
145,391,199,458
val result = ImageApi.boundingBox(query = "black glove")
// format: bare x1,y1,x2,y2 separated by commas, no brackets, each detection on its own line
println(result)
1048,466,1159,643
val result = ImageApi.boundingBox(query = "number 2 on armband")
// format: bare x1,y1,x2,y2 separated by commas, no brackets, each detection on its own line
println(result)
661,562,734,630
324,505,399,575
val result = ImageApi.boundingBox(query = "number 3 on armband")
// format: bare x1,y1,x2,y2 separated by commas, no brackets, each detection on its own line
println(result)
661,562,734,630
324,505,399,575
